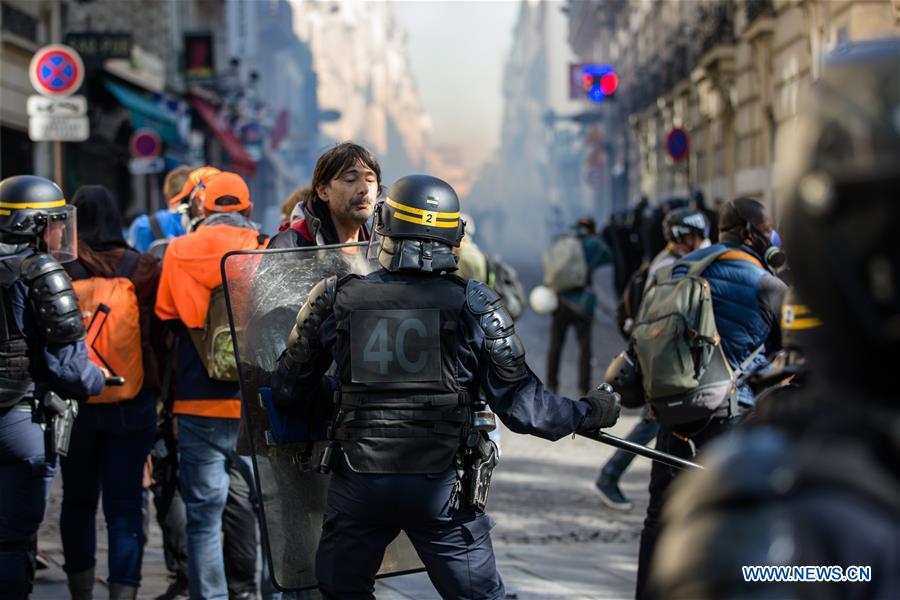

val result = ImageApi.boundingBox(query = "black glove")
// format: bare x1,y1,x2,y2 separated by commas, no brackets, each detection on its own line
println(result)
578,383,621,430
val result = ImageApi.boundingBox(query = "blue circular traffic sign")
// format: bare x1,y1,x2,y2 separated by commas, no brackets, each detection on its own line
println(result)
29,45,85,97
666,128,689,163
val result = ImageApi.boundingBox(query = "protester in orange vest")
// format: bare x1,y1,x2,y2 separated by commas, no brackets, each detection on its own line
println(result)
155,172,268,600
62,185,163,600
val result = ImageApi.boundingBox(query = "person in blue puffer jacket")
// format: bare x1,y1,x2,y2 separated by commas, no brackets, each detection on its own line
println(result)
634,196,787,599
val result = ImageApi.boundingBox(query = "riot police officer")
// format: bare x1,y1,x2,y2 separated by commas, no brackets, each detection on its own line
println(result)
648,37,900,599
273,174,621,599
0,175,105,600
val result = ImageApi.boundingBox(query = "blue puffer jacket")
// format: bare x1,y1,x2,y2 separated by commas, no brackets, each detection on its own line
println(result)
682,242,770,367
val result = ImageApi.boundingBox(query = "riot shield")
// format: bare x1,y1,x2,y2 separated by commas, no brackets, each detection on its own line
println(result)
221,244,424,591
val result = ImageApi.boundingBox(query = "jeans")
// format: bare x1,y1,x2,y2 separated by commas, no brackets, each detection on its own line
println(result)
60,392,156,586
599,406,659,482
635,417,733,599
178,414,252,600
0,405,56,598
546,301,593,394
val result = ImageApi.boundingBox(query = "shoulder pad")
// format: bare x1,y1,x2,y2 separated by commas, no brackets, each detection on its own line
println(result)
307,276,337,316
20,252,65,281
21,252,85,344
466,280,526,381
466,279,501,315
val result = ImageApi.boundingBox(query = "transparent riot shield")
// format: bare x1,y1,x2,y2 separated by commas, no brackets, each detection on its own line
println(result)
221,243,424,591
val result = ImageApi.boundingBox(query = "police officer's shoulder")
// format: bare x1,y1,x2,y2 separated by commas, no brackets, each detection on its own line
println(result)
309,275,339,309
20,252,85,344
465,279,502,315
20,251,66,281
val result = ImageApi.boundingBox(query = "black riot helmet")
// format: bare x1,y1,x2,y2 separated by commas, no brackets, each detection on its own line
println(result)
778,37,900,387
0,175,78,261
372,174,466,272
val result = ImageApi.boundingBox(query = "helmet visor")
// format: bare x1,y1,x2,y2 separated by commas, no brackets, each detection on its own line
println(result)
42,204,77,262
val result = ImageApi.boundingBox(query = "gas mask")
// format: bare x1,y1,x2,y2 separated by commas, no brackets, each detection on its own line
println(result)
746,222,786,271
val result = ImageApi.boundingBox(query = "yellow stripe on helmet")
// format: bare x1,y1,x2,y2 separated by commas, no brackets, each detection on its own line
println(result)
392,211,460,229
0,199,66,210
781,304,823,330
386,198,459,219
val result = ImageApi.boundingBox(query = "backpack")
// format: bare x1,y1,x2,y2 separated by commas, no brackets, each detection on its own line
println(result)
188,285,238,382
487,257,526,321
631,249,764,426
542,235,588,292
70,251,144,403
187,233,267,382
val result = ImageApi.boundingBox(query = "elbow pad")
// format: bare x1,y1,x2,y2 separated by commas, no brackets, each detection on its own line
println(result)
466,280,526,382
21,253,85,344
283,276,337,369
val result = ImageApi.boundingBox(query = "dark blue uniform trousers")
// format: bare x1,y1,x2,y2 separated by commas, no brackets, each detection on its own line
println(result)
315,464,504,600
0,406,56,599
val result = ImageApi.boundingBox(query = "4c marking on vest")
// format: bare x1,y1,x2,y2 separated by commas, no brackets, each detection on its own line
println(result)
350,309,441,383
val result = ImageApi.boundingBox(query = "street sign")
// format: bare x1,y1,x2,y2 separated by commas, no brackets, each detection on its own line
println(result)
128,157,165,175
29,44,85,98
64,32,132,61
129,129,162,158
27,95,87,118
666,128,690,163
28,116,89,142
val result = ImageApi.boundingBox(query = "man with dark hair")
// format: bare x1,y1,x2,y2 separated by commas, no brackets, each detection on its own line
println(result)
269,142,380,248
634,196,787,599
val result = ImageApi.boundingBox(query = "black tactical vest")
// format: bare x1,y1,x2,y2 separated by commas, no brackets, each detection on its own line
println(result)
332,274,470,474
0,255,33,408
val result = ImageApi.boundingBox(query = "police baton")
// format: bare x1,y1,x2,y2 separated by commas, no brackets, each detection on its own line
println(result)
578,430,703,471
105,376,126,386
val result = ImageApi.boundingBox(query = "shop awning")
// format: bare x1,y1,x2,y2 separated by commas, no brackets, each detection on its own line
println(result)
103,80,181,146
189,96,256,177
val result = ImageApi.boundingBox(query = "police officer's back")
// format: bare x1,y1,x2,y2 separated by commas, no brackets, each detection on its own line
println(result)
273,175,620,599
0,175,104,599
649,38,900,600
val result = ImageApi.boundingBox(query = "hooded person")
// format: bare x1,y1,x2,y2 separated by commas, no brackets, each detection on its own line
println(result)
61,185,163,599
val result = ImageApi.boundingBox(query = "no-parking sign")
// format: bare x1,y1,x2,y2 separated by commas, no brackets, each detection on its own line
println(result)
28,45,89,142
29,45,85,98
666,128,690,163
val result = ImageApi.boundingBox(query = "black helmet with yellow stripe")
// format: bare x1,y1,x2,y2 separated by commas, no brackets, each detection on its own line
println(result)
376,175,464,247
372,175,466,272
0,175,77,260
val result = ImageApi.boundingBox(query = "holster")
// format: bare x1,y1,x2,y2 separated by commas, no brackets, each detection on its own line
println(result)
465,432,498,512
42,391,78,459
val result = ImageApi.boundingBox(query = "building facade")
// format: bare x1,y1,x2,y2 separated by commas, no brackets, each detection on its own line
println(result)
566,0,900,213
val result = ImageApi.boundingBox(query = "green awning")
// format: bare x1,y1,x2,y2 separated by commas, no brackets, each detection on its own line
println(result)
104,79,180,146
